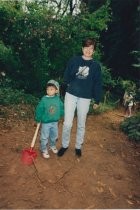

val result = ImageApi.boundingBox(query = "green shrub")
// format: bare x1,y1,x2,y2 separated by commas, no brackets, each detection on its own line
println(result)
0,87,39,106
89,101,116,115
120,113,140,143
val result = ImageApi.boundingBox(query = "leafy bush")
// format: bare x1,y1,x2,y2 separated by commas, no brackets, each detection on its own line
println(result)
0,87,39,106
120,113,140,143
0,0,110,94
89,101,116,115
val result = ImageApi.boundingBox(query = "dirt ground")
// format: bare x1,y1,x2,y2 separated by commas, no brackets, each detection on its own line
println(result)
0,107,140,209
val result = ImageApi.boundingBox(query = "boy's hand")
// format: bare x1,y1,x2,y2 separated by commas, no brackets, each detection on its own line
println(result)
93,104,99,110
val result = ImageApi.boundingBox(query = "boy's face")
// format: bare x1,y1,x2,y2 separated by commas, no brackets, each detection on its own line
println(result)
46,86,57,96
82,45,95,58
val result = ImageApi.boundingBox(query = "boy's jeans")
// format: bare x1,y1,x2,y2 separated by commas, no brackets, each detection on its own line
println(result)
62,92,91,149
40,122,58,153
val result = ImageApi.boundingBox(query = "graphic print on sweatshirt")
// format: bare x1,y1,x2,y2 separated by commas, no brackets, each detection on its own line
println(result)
48,105,57,115
76,66,89,79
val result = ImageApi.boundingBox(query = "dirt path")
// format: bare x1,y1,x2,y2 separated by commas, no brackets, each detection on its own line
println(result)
0,108,140,209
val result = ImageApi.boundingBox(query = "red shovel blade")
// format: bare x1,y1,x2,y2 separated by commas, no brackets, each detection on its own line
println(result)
21,148,37,165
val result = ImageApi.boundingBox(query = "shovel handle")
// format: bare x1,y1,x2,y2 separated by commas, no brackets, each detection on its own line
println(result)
31,123,40,148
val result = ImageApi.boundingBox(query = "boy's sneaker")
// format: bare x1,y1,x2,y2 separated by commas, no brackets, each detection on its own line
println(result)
42,151,50,159
75,148,81,157
57,147,68,157
50,146,58,154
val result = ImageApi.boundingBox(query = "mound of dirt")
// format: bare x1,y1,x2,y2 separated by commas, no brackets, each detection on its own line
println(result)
0,108,140,209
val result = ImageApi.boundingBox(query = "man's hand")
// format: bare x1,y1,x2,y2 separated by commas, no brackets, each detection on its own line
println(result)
93,103,99,110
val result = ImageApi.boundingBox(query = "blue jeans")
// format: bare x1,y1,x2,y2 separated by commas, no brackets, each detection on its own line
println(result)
62,92,91,149
40,122,58,153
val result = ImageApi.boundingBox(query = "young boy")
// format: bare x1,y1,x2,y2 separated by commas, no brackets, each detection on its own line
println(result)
35,80,64,159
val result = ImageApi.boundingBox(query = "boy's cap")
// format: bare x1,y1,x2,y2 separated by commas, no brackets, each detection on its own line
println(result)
47,79,59,91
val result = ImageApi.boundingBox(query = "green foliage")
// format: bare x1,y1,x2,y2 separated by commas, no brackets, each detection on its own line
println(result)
101,66,116,90
0,41,22,77
0,0,111,94
120,80,136,92
94,103,115,114
118,79,137,100
89,100,116,115
111,78,137,101
0,87,39,106
120,113,140,143
0,41,12,62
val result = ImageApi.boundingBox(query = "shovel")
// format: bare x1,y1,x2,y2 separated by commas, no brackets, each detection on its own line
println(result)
21,123,40,165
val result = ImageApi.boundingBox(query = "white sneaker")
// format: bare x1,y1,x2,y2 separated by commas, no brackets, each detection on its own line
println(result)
42,152,50,159
50,146,58,154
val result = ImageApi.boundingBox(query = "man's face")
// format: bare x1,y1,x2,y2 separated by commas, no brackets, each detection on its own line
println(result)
82,45,94,58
